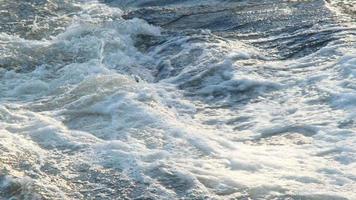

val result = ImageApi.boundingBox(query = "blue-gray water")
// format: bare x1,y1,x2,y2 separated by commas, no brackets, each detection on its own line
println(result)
0,0,355,199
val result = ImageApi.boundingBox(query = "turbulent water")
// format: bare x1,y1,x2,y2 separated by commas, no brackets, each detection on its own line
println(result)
0,0,355,199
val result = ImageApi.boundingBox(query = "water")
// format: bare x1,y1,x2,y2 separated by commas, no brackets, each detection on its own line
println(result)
0,0,355,199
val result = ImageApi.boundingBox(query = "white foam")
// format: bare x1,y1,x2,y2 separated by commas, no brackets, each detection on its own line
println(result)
0,0,355,199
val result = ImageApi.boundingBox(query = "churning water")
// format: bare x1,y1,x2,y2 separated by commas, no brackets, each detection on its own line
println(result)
0,0,355,199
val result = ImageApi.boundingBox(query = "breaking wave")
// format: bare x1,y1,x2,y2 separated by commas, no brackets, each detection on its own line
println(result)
0,0,355,199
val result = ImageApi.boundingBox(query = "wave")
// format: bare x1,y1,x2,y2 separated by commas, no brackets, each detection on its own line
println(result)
0,0,355,199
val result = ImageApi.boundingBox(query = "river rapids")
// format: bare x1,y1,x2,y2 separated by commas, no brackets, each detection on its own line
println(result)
0,0,355,199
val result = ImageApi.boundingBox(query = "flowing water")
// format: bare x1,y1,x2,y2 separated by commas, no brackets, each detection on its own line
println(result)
0,0,355,199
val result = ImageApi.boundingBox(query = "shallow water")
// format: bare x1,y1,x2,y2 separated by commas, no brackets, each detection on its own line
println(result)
0,0,355,199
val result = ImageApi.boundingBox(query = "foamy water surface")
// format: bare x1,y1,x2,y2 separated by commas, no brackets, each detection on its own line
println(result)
0,0,355,199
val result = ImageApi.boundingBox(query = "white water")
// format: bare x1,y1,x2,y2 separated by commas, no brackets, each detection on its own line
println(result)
0,0,355,199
